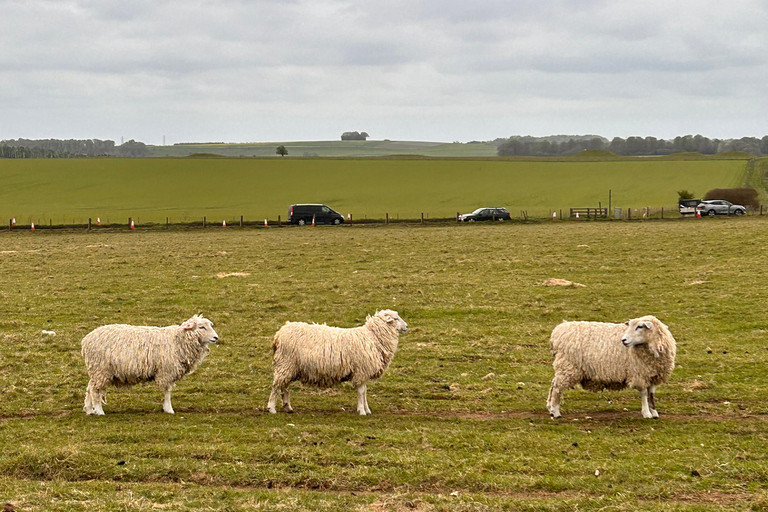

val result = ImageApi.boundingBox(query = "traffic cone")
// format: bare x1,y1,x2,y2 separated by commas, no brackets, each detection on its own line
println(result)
130,219,135,230
264,218,268,227
222,220,227,227
11,217,16,226
575,212,580,219
696,210,701,218
96,217,101,226
312,215,316,226
347,213,351,221
31,222,35,231
552,211,557,219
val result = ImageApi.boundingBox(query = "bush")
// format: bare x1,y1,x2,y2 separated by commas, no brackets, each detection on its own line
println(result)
703,188,759,209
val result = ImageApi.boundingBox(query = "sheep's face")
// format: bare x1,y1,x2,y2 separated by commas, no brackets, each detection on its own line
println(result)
377,309,408,333
621,317,655,348
181,315,219,344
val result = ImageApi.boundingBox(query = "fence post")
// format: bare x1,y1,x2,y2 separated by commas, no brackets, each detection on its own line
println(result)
88,218,92,231
457,212,460,223
203,216,206,228
661,207,664,219
421,212,424,224
240,215,244,227
166,217,169,226
386,213,389,225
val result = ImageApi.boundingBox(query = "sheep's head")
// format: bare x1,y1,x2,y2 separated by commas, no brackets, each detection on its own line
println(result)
181,315,219,344
621,315,665,355
376,309,408,333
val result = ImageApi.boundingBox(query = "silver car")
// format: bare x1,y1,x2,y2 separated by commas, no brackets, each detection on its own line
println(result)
695,200,746,216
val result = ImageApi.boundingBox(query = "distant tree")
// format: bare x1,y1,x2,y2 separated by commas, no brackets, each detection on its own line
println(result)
115,139,149,157
341,131,368,141
677,190,696,200
276,145,288,157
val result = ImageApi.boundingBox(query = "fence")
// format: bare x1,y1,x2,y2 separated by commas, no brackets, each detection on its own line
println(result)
7,206,768,231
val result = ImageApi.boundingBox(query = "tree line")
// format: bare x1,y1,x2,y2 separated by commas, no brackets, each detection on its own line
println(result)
0,138,149,158
497,134,768,157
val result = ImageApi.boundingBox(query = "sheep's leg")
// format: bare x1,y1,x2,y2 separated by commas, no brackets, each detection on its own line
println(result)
281,385,293,413
267,384,280,414
85,378,107,416
363,389,371,415
648,385,659,418
83,380,95,414
356,384,368,415
639,387,653,419
162,384,175,414
93,387,106,415
547,374,572,419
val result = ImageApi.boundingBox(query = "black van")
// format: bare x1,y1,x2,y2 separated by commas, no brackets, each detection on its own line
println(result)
288,204,345,225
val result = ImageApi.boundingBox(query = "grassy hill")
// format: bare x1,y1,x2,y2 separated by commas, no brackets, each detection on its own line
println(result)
0,156,751,224
148,140,500,158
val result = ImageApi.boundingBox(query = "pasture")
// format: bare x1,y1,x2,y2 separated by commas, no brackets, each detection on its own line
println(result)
1,218,768,510
146,140,500,158
0,157,750,225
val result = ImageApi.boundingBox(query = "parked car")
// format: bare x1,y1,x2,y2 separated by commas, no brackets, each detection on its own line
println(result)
678,199,700,216
288,204,345,225
459,207,511,222
695,200,746,216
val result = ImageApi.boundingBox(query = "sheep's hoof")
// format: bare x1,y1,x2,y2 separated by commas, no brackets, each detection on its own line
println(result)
163,408,175,414
267,407,277,414
283,406,294,413
550,413,561,420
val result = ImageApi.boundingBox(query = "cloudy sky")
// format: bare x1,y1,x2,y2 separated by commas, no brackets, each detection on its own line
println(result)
1,0,766,144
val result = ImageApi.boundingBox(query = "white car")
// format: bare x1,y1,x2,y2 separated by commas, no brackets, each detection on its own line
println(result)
695,200,746,216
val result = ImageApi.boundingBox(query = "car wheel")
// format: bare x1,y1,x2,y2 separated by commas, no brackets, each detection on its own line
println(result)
708,210,716,216
298,219,306,226
333,218,341,225
468,219,475,222
734,209,744,216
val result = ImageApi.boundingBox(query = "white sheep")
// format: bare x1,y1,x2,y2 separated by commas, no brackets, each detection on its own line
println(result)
81,315,219,415
546,315,676,419
268,309,408,415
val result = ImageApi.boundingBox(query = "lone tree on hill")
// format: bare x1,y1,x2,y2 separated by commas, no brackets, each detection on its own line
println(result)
276,145,288,157
341,131,369,141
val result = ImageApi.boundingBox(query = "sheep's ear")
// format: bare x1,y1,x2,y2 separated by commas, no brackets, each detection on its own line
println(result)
379,311,394,323
181,318,197,330
642,321,653,330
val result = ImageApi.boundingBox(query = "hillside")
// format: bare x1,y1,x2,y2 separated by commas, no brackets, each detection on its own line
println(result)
147,140,499,158
0,156,750,224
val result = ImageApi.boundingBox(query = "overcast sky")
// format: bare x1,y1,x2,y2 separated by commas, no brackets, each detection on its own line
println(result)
1,0,766,144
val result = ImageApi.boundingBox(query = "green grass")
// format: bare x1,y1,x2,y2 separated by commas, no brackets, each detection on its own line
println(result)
0,157,749,224
1,218,768,510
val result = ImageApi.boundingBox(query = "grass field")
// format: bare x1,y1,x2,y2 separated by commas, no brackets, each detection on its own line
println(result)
1,218,768,510
146,140,500,158
0,157,750,225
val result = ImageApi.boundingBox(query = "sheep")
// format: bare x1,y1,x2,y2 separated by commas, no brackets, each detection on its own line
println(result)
546,315,676,419
268,309,408,415
81,315,218,415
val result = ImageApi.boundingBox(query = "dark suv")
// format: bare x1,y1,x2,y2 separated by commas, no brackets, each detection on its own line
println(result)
288,204,345,225
459,207,511,222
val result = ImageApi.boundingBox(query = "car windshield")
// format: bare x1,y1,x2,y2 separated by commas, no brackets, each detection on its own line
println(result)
470,208,485,214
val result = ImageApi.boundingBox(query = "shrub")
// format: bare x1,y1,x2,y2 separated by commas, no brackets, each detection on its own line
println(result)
703,188,759,209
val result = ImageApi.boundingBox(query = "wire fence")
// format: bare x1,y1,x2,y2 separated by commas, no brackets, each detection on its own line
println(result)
5,206,768,232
